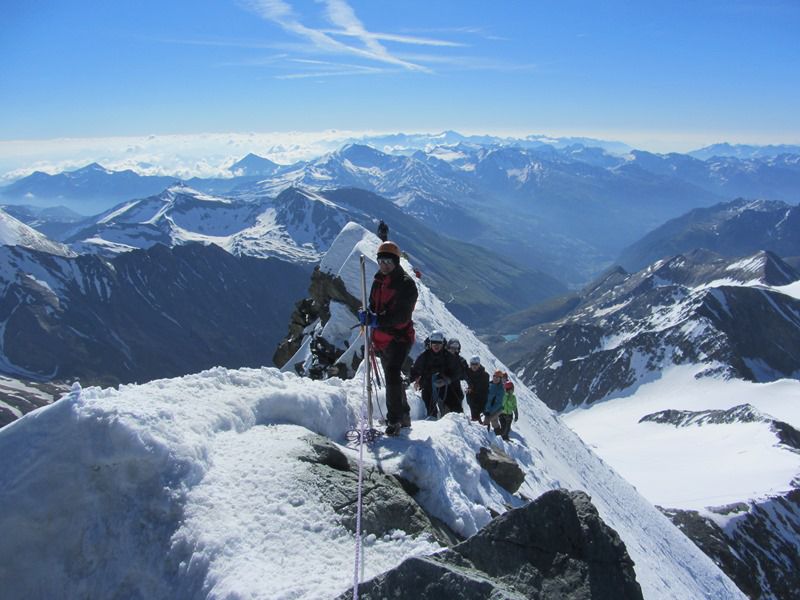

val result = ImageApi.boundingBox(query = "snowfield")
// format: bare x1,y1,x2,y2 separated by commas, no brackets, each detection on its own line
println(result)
562,365,800,511
0,223,744,599
562,264,800,512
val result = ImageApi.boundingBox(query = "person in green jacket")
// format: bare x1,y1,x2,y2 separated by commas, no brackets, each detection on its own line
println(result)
500,380,519,441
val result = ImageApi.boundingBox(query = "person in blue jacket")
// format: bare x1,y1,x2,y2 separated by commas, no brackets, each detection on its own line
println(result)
483,369,505,434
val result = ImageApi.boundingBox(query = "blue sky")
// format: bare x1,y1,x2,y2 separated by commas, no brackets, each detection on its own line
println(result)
1,0,799,162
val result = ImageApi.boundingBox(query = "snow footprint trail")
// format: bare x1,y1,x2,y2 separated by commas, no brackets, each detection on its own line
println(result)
171,423,440,600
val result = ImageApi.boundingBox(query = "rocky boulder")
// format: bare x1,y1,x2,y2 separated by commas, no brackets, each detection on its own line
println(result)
339,489,643,600
298,434,458,546
476,446,525,494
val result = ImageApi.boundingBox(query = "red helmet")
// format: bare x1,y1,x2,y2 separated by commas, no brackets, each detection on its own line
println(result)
504,381,514,391
377,241,401,258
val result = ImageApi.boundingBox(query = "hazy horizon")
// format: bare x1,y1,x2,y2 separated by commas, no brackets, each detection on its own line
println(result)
3,1,798,180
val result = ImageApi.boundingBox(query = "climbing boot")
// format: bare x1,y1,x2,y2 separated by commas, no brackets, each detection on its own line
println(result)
385,422,401,436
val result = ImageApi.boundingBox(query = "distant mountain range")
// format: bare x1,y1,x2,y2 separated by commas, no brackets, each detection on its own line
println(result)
4,140,800,285
617,198,800,272
1,204,86,239
0,163,180,215
688,142,800,160
205,143,800,284
58,185,565,327
503,249,800,411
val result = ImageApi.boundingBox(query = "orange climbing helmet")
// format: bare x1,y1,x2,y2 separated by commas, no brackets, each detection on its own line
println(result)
377,241,401,258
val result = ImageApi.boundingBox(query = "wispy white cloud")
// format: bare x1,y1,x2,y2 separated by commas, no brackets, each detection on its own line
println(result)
276,58,389,79
319,30,466,47
401,26,509,42
243,0,432,73
395,52,537,73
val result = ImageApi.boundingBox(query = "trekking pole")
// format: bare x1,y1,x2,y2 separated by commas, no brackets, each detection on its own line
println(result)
359,255,374,430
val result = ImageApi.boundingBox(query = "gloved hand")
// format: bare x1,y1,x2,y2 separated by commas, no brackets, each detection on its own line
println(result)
357,309,378,327
514,412,519,422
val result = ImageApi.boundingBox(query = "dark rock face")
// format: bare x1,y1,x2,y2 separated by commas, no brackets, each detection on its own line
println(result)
298,434,459,547
640,404,767,427
273,267,362,377
476,446,525,494
660,490,800,600
0,243,309,392
512,250,800,411
339,489,643,600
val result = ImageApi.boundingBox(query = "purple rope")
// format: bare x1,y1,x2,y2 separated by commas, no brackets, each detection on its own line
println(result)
352,332,370,599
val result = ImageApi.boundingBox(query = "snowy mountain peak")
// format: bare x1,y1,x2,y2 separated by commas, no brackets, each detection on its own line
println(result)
635,248,797,290
0,219,747,599
164,184,231,204
72,162,112,175
229,153,280,177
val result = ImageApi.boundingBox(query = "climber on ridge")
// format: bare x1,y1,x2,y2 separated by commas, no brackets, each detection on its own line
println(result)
358,240,418,436
376,220,389,242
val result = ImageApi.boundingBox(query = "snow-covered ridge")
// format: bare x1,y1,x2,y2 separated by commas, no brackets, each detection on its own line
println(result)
0,207,73,257
69,187,325,263
0,222,744,599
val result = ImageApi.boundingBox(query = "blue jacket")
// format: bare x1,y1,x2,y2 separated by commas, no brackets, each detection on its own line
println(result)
484,382,504,414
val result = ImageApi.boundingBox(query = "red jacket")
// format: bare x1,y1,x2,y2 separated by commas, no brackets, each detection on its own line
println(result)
369,265,418,351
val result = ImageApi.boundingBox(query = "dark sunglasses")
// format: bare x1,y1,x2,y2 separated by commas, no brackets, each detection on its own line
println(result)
377,258,394,265
430,341,443,346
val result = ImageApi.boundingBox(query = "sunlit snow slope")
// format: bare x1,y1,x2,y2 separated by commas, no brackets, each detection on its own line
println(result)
0,223,743,599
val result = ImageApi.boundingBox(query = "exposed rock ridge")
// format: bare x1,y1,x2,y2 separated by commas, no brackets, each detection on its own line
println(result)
640,405,800,452
640,404,766,427
339,489,643,600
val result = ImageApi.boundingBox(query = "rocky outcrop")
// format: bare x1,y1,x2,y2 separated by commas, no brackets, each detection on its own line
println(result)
476,446,525,494
272,267,362,377
298,434,458,547
660,490,800,600
339,489,643,600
